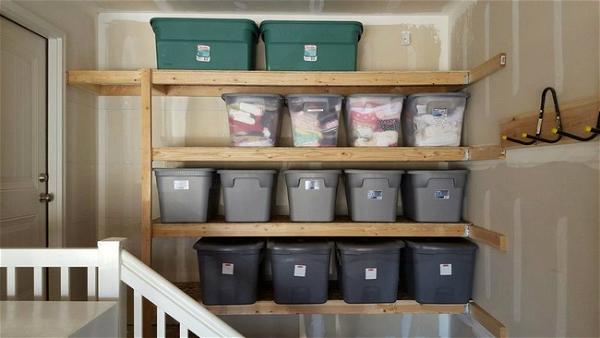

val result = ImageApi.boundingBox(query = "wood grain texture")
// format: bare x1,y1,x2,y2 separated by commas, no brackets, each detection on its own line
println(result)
67,70,140,85
151,147,496,162
152,217,468,238
140,68,153,265
467,145,505,161
500,97,599,148
469,302,508,338
468,224,508,251
468,53,507,84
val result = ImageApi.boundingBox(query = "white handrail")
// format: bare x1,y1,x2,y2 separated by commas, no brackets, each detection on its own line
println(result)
120,250,242,338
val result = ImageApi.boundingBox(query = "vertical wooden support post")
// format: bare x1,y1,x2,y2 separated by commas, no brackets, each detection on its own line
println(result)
98,238,127,338
140,68,155,337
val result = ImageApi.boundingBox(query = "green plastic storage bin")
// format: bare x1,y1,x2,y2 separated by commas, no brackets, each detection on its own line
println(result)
150,18,259,70
260,20,363,71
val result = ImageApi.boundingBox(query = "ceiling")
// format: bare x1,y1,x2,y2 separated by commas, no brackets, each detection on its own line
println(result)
86,0,457,14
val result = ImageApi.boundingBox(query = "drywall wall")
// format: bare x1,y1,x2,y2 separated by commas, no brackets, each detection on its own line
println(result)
450,1,600,337
95,12,449,278
11,0,98,300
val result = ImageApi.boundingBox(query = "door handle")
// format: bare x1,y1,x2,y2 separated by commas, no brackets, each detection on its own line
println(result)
39,193,54,203
38,173,48,182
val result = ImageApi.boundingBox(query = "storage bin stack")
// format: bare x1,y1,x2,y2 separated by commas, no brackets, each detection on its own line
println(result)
222,94,283,147
218,170,276,222
402,93,469,146
346,94,405,147
284,170,341,221
402,239,477,304
150,18,259,70
269,239,332,304
287,95,343,147
344,170,403,222
154,168,217,223
336,240,404,303
194,238,264,305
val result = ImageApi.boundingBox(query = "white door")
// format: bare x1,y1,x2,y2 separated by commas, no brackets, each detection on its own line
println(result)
0,16,48,298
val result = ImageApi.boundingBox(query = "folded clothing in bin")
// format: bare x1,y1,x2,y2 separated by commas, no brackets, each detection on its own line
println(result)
336,240,404,304
286,95,343,147
402,93,469,146
284,170,341,222
402,239,477,304
155,168,217,223
269,239,332,304
222,94,283,147
402,170,467,222
346,95,405,147
218,170,276,222
194,238,264,305
345,170,403,222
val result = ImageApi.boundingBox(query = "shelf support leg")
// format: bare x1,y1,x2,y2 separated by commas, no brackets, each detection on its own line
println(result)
140,68,154,337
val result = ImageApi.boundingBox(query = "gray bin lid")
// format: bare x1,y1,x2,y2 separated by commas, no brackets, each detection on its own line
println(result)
155,168,214,177
347,94,405,99
407,92,470,99
345,170,404,175
337,240,404,254
269,239,332,255
221,93,283,101
284,170,341,188
405,239,478,254
193,238,264,253
405,170,467,175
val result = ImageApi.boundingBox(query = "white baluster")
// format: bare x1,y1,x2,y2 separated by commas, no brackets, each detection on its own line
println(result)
157,308,166,338
60,267,70,300
87,267,96,300
134,290,143,338
6,267,16,300
33,267,43,300
179,324,188,338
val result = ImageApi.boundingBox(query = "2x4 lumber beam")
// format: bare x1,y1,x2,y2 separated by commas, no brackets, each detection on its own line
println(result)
469,302,508,338
140,69,153,265
468,53,507,84
67,70,141,85
468,225,508,251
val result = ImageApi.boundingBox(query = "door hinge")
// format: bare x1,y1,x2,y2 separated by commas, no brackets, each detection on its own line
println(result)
39,192,54,203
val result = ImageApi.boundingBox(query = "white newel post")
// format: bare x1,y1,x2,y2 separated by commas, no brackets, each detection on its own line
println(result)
98,238,127,337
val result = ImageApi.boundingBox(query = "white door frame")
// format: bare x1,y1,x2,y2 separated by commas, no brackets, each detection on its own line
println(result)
1,1,65,248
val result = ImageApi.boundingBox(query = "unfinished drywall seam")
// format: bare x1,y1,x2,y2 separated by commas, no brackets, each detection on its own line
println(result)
553,1,564,93
484,2,491,118
511,0,520,97
555,217,568,337
512,197,522,323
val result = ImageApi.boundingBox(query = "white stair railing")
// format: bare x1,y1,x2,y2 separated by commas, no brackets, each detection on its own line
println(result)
0,238,242,338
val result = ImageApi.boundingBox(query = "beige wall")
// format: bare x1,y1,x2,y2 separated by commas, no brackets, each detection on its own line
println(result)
451,1,600,337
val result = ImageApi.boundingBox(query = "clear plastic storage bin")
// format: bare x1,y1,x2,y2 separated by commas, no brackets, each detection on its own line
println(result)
222,94,283,147
345,94,405,147
286,94,343,147
402,93,469,146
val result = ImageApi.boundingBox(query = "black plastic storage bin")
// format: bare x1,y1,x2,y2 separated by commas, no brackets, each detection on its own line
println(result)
336,240,404,304
402,239,477,304
269,239,332,304
193,238,264,305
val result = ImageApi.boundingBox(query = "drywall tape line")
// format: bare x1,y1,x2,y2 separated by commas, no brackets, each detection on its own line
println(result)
512,0,520,97
512,197,523,323
555,217,568,338
553,1,564,93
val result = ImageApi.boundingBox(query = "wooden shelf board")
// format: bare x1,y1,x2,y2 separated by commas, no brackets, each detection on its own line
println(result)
205,299,466,315
152,146,504,162
152,217,469,238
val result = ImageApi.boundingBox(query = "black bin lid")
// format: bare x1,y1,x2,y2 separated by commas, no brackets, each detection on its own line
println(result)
337,240,404,254
405,239,478,254
193,238,264,253
269,239,332,255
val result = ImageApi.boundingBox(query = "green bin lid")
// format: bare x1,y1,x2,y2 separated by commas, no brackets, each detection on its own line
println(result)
260,20,363,42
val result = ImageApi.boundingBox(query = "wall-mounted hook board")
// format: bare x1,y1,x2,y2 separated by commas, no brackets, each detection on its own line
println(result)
500,97,599,148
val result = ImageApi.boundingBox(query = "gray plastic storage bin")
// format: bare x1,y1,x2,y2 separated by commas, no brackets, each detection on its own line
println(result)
284,170,341,222
345,170,404,222
269,239,332,304
402,93,469,146
194,238,264,305
218,170,277,222
402,170,467,222
222,94,283,147
336,240,404,304
402,239,477,304
286,95,343,147
155,168,216,223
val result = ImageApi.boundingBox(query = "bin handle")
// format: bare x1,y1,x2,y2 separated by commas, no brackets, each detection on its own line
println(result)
426,178,456,188
297,177,328,189
360,177,391,189
232,177,265,188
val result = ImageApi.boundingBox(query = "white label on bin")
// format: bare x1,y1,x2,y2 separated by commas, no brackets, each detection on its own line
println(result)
294,264,307,277
367,190,383,200
365,268,377,280
434,190,450,200
222,262,234,275
440,264,452,276
173,180,190,190
304,44,317,62
432,108,448,118
196,44,210,62
304,180,321,190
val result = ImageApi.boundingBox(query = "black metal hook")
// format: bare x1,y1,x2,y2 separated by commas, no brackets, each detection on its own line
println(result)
551,111,600,141
521,87,562,143
501,134,536,145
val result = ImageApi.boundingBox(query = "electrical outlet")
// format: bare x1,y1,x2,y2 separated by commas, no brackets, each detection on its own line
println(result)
400,31,411,46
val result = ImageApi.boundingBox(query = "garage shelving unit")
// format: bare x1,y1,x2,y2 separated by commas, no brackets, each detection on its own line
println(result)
68,53,508,337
